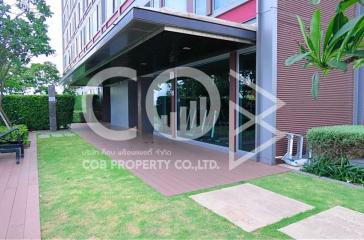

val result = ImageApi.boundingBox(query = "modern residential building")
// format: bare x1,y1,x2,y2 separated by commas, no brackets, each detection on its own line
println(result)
62,0,364,165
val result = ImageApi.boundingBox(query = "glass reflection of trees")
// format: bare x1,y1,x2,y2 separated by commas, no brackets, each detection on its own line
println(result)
239,53,256,152
177,59,230,147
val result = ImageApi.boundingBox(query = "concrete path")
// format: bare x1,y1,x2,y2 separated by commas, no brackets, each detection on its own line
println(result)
0,133,41,239
280,206,364,239
191,183,313,232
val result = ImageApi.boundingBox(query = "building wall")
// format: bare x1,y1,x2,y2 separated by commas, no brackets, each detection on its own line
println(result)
110,81,129,128
61,0,256,74
276,0,355,156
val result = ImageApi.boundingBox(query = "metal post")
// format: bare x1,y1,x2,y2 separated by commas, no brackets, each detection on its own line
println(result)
48,85,57,132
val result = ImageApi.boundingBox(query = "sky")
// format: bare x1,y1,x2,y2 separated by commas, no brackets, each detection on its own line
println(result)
32,0,63,74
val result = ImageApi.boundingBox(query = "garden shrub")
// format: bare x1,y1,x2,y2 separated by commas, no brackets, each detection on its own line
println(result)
57,95,75,129
72,95,102,123
303,157,364,185
2,95,75,130
307,125,364,161
0,124,29,144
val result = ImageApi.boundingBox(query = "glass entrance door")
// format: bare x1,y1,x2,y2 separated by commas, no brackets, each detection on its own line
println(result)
238,52,256,152
177,58,230,147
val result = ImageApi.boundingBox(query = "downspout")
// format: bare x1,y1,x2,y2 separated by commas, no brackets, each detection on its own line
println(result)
353,4,364,125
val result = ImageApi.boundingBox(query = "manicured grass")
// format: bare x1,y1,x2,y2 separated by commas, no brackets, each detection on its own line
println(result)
38,134,364,239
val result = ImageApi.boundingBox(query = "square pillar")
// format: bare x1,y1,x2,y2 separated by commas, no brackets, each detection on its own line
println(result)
137,77,154,135
102,86,111,123
229,51,238,153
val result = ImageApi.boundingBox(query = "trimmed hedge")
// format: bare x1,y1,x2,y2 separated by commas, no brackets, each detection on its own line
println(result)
307,125,364,161
3,95,75,130
57,95,75,129
0,124,29,144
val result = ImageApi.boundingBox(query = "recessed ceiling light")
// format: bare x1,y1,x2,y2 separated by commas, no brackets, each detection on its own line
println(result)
182,46,192,51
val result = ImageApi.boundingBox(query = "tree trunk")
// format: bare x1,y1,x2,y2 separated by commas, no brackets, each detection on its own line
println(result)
0,80,12,129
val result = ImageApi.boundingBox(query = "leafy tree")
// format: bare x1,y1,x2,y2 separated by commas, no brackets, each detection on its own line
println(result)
0,0,54,127
4,65,28,94
286,0,364,99
7,62,60,94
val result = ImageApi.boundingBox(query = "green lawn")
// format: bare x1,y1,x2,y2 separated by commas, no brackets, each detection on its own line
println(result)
38,134,364,239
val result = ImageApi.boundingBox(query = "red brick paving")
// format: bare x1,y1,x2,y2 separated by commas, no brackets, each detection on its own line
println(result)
73,124,290,196
0,133,40,239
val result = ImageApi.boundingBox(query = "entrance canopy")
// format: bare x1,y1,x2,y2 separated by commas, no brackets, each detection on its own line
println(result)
62,7,256,86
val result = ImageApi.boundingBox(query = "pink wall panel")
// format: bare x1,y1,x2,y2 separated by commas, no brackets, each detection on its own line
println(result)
217,0,256,23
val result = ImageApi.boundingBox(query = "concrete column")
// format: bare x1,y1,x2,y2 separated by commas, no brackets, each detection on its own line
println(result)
137,77,154,135
256,0,278,165
48,85,57,131
102,86,111,123
128,80,138,128
229,51,238,153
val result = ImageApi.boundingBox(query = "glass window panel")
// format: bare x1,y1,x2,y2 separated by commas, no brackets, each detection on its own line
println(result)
214,0,237,11
238,52,256,152
106,0,114,19
145,0,154,7
164,0,187,12
153,81,173,134
195,0,206,15
177,59,230,147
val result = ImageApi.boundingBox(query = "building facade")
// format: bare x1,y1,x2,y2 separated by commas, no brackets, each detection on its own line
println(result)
62,0,363,165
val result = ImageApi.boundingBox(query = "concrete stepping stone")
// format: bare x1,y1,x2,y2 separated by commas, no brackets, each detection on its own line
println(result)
280,206,364,239
38,134,50,139
64,133,76,137
51,133,64,138
190,183,313,232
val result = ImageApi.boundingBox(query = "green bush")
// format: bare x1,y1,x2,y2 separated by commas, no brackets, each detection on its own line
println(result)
2,95,75,130
307,125,364,161
303,157,364,185
72,95,102,123
0,124,29,144
57,95,75,129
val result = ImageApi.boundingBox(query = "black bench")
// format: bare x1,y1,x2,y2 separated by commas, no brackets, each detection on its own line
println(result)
0,128,24,164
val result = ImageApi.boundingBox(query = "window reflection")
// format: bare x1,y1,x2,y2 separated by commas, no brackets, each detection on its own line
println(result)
177,59,230,147
154,81,172,134
214,0,237,11
164,0,187,11
238,52,256,152
195,0,207,15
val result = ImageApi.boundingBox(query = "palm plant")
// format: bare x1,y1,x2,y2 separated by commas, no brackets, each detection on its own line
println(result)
286,0,364,99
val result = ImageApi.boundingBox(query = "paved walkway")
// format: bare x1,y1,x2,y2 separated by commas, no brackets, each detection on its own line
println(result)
72,124,290,196
0,133,41,239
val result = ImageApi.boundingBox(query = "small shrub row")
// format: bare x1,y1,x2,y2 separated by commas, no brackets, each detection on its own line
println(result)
2,95,75,130
303,157,364,186
0,124,29,144
307,125,364,161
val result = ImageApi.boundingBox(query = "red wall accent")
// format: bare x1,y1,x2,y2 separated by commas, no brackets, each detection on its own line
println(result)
120,0,135,13
217,0,256,23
